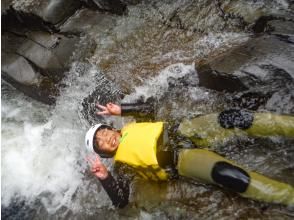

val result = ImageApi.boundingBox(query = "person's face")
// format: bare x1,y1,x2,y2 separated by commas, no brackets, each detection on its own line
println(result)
95,128,121,154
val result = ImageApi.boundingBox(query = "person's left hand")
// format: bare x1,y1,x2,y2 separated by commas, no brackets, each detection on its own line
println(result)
86,155,109,180
96,102,121,116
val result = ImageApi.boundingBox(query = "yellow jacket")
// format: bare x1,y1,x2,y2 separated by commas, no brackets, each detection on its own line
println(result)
114,122,168,181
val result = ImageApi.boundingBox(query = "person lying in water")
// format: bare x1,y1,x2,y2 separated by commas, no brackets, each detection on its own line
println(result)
85,101,294,208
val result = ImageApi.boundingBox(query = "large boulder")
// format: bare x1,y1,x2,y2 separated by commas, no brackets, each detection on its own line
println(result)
1,30,83,104
195,19,294,112
1,52,58,105
2,31,80,81
2,53,41,85
196,34,294,90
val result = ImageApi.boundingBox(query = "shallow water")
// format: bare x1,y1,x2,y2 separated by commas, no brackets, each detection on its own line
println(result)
2,0,294,219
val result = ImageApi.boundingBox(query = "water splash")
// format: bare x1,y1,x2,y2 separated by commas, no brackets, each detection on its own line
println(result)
1,63,113,213
123,63,197,102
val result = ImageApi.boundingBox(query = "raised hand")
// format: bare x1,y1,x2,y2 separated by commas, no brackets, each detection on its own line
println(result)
86,155,109,180
96,102,121,116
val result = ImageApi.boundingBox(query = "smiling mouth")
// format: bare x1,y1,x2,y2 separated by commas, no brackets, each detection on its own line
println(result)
111,137,117,147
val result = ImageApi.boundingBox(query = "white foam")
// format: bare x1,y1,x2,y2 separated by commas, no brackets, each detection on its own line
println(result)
123,63,197,102
193,32,249,58
1,64,110,212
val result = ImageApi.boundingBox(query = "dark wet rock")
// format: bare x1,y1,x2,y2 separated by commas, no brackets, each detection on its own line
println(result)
59,8,117,35
148,0,294,34
269,20,294,36
122,0,141,5
155,0,239,33
268,20,294,44
229,91,272,111
2,72,58,105
1,200,35,220
85,0,127,15
249,16,294,35
2,53,41,84
196,61,248,93
167,72,198,88
2,8,58,34
259,64,293,87
2,31,80,81
195,32,294,92
195,20,294,112
219,1,294,24
1,30,83,104
1,0,13,14
251,16,274,33
265,85,294,114
1,3,101,105
6,0,81,25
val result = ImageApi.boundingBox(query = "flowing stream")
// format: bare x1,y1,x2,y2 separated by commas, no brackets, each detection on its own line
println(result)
2,1,294,219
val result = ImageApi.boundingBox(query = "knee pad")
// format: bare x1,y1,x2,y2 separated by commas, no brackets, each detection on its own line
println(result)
212,161,250,193
218,109,254,129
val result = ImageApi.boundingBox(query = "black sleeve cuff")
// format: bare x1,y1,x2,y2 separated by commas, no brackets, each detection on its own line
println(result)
121,98,155,118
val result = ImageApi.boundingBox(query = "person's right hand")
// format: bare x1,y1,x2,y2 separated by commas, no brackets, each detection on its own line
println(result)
96,102,121,116
86,155,109,180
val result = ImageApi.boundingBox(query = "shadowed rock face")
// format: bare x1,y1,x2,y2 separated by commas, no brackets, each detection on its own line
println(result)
1,0,126,105
3,0,81,25
2,29,81,104
195,18,294,112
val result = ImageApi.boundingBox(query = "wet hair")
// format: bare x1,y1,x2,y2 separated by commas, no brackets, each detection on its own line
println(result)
93,125,116,158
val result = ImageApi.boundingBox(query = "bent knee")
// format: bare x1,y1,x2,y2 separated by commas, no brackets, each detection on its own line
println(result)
212,161,250,193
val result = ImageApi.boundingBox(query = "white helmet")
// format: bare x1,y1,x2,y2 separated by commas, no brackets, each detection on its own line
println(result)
85,124,104,154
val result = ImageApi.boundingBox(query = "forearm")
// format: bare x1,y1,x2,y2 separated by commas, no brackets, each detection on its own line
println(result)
99,173,130,208
121,98,155,118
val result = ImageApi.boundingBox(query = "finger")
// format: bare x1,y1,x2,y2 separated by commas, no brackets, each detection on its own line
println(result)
94,155,102,164
86,158,95,167
96,104,107,111
96,111,109,115
91,167,99,173
88,154,98,163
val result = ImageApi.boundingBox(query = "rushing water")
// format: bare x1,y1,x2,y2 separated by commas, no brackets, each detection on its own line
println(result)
2,0,294,219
